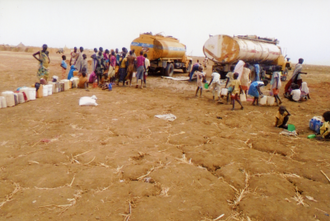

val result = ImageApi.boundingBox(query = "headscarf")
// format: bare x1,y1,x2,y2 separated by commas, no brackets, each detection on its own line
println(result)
301,82,309,94
234,60,245,80
67,65,75,80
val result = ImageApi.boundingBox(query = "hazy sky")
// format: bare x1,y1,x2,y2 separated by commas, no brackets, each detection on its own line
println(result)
0,0,329,65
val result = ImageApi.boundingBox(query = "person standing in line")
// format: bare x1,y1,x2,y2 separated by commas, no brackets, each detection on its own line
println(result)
189,60,200,81
81,54,88,76
144,53,150,87
33,44,50,82
118,51,128,86
95,51,105,85
70,47,78,66
125,51,136,86
135,51,145,88
60,55,67,80
91,48,98,72
108,51,116,84
75,47,84,73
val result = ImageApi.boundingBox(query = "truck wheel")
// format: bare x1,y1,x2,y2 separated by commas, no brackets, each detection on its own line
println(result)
165,63,174,77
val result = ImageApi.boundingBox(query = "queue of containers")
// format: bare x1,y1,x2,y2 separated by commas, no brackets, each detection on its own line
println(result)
0,77,79,109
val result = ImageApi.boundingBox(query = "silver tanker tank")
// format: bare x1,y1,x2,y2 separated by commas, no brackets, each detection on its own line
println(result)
203,34,290,80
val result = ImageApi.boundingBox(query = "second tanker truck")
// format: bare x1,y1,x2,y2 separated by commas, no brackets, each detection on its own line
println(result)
203,35,291,80
130,33,192,76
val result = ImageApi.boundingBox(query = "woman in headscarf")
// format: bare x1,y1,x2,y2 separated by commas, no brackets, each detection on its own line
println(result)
284,58,307,96
234,60,245,80
33,44,50,82
67,65,76,80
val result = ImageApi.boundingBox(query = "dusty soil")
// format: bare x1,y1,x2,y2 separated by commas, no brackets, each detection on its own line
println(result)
1,51,330,221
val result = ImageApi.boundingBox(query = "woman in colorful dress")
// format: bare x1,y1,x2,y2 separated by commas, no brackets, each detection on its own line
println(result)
33,44,50,82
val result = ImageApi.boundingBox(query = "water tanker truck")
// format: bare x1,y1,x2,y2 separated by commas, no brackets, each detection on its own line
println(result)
130,33,192,76
203,35,291,80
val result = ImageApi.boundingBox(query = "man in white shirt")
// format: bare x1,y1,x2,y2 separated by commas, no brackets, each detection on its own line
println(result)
144,53,150,87
208,70,222,102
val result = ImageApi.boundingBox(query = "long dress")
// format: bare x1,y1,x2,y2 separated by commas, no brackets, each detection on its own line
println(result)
37,50,49,80
284,63,302,94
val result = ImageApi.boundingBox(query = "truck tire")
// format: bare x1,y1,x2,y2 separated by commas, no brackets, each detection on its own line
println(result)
184,61,192,73
165,63,174,77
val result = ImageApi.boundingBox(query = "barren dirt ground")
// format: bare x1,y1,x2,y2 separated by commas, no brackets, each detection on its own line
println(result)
1,51,330,221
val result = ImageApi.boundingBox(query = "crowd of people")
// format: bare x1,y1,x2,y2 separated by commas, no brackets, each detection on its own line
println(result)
32,44,329,140
33,44,151,90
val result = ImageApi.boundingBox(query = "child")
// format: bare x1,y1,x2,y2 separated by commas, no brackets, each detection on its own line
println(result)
300,82,310,100
78,68,88,90
289,83,301,102
208,69,222,102
225,66,235,103
194,66,205,97
229,72,243,110
319,111,330,139
60,55,67,79
271,70,282,105
275,106,291,129
248,80,269,105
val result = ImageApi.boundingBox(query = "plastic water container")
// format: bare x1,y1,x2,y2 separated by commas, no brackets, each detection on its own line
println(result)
1,91,15,107
108,83,112,91
61,79,70,90
309,116,323,134
221,88,228,96
16,92,25,104
71,77,79,88
267,96,275,106
13,93,18,105
43,85,49,97
28,87,36,100
36,85,43,98
259,95,267,105
46,84,52,95
19,87,30,101
0,96,7,108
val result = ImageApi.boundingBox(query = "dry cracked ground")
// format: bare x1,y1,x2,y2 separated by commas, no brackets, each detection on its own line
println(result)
1,51,330,221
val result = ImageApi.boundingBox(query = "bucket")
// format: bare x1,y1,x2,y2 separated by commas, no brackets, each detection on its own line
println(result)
47,84,52,95
73,71,78,76
267,96,275,106
221,88,228,96
204,83,209,89
259,95,267,105
288,124,295,132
